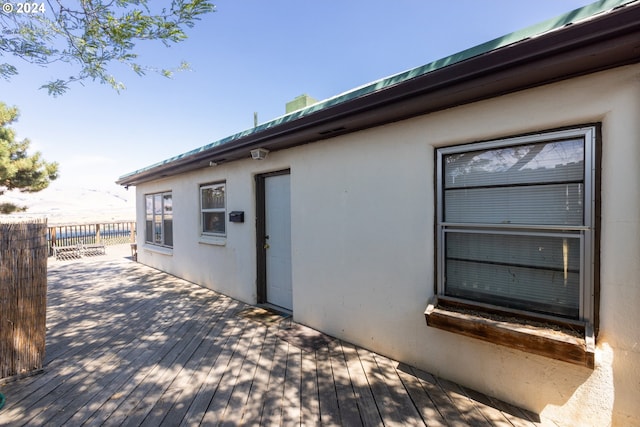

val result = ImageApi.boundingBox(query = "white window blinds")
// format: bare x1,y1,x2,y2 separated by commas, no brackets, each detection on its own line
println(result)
437,129,595,320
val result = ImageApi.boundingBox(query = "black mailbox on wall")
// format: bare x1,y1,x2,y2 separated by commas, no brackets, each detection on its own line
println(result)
229,211,245,223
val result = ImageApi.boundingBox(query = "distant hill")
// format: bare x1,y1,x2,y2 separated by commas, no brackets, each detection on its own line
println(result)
2,185,135,225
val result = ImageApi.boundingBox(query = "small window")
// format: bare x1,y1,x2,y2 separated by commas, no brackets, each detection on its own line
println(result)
436,127,597,323
145,191,173,247
201,182,226,236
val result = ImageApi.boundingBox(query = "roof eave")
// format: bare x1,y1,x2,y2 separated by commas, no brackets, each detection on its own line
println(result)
117,2,640,187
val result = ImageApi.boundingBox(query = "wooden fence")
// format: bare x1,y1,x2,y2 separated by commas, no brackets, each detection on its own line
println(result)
47,221,136,256
0,220,48,380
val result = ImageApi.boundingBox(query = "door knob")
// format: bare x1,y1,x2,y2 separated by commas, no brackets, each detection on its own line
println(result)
264,243,270,249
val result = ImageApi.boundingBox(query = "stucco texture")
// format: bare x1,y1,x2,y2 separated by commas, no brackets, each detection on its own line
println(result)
135,64,640,426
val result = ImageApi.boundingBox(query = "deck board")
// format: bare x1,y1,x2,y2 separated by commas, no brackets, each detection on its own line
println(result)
395,363,447,427
178,318,246,426
372,352,426,427
281,343,302,426
201,319,261,426
258,332,289,426
118,302,226,426
139,299,237,426
316,346,342,425
0,245,547,426
238,325,279,427
218,323,269,426
341,342,383,427
300,349,321,426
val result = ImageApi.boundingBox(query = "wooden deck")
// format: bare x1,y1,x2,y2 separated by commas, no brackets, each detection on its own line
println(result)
0,246,549,426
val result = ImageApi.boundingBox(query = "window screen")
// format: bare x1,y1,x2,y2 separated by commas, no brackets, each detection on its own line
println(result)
437,128,596,321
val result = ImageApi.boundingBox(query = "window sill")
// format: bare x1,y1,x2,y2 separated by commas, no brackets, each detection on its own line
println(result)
143,244,173,256
424,296,595,369
198,235,226,246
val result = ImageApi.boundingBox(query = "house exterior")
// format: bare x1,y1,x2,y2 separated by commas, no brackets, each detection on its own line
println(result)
117,1,640,425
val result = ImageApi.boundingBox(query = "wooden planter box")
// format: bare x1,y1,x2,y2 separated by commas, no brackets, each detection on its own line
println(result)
425,296,595,368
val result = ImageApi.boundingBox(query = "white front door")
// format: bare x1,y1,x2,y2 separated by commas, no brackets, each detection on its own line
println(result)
264,173,292,311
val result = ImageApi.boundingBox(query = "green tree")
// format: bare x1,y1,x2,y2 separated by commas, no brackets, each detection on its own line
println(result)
0,0,215,96
0,102,58,214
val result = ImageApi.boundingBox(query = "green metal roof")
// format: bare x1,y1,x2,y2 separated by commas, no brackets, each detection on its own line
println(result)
118,0,638,183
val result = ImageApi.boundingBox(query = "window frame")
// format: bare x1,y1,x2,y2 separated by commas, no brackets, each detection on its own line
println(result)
200,182,227,237
435,126,597,326
145,191,173,248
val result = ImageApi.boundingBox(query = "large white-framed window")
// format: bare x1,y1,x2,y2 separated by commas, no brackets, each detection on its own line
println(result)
145,191,173,247
200,182,226,236
436,126,597,324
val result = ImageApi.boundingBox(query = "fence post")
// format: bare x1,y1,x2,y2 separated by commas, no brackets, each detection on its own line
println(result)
130,221,136,243
95,223,101,244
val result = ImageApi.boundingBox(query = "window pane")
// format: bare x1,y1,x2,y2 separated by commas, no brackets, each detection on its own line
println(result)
154,194,163,214
154,217,162,244
145,195,153,218
145,195,154,242
163,194,173,246
444,139,584,189
203,212,225,234
445,232,580,318
164,220,173,246
163,194,173,216
444,183,584,225
201,184,225,209
145,220,153,243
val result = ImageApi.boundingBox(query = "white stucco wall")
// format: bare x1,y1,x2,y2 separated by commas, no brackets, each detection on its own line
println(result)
135,64,640,426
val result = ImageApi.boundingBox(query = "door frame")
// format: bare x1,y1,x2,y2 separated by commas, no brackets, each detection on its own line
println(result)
255,169,291,306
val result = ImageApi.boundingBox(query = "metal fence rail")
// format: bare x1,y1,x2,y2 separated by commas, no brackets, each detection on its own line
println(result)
47,221,136,256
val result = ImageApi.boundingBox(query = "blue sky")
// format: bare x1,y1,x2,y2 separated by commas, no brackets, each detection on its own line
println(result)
2,0,595,194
